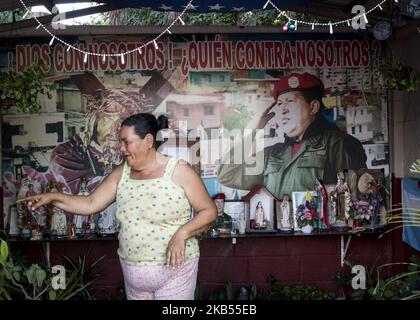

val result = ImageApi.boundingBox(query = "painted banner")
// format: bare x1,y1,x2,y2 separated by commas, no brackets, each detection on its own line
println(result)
1,33,389,231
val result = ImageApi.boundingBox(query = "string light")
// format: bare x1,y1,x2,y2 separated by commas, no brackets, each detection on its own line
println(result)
265,0,388,31
17,0,193,61
17,0,388,60
363,14,368,24
102,54,106,62
120,53,125,64
49,36,55,46
22,10,29,19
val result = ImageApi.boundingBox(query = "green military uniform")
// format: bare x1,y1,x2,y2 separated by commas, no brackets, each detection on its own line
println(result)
208,213,232,235
218,116,367,199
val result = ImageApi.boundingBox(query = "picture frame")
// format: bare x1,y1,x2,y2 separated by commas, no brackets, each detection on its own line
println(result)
224,200,246,234
291,191,317,231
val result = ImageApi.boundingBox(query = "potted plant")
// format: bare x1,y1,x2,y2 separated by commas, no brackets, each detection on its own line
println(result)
0,62,57,113
0,233,104,300
383,62,419,92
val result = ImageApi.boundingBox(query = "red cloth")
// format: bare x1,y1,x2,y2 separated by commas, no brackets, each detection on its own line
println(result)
291,141,304,158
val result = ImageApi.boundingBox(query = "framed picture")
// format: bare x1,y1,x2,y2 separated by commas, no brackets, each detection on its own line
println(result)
224,200,246,234
291,191,317,231
353,168,388,226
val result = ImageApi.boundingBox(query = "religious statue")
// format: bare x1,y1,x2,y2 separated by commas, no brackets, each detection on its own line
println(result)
315,178,329,229
208,193,232,236
97,202,118,236
73,177,90,237
16,174,30,231
25,184,43,240
357,171,386,229
278,194,293,232
255,201,267,229
330,171,351,228
3,183,19,236
45,182,68,238
68,221,77,240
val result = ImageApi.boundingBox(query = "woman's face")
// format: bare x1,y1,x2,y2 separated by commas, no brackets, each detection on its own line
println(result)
119,126,151,167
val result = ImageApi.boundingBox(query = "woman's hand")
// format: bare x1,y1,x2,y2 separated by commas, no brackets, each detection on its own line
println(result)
166,228,188,269
16,193,56,212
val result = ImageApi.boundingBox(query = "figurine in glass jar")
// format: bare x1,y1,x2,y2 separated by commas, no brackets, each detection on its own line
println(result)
16,174,30,231
255,201,267,229
73,177,90,237
278,194,293,232
97,202,118,237
47,184,68,238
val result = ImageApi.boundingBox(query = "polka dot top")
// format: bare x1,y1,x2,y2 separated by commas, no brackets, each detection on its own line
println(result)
116,157,199,266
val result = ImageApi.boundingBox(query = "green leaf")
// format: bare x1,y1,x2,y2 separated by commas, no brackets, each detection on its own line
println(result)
35,268,46,288
384,290,394,298
48,289,57,300
13,271,20,282
0,240,9,262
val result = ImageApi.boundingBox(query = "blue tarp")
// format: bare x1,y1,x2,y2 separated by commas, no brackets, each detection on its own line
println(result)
100,1,310,12
402,178,420,252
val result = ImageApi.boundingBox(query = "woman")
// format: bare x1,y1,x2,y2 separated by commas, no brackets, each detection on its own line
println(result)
18,113,217,300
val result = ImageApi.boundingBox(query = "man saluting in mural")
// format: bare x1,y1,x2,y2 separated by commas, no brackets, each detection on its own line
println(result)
218,72,367,199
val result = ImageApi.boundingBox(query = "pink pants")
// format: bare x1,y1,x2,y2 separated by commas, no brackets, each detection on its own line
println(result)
119,257,199,300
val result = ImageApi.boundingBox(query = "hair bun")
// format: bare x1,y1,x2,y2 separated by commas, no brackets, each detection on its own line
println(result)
157,115,169,130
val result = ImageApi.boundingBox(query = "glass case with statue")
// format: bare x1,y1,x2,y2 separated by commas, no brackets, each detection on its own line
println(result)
244,185,277,233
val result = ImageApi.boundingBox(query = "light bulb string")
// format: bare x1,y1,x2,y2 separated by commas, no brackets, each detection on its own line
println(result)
17,0,389,58
17,0,193,57
268,0,388,27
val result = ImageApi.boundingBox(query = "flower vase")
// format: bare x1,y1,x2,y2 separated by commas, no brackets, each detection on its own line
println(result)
301,224,313,234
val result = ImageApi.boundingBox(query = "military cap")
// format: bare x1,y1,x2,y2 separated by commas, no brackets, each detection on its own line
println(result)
273,72,325,100
212,193,226,200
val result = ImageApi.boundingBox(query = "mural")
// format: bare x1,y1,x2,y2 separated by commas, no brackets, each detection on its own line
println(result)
1,32,389,235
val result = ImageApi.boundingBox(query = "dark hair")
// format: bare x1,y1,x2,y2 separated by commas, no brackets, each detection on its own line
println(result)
121,113,168,149
299,88,325,112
